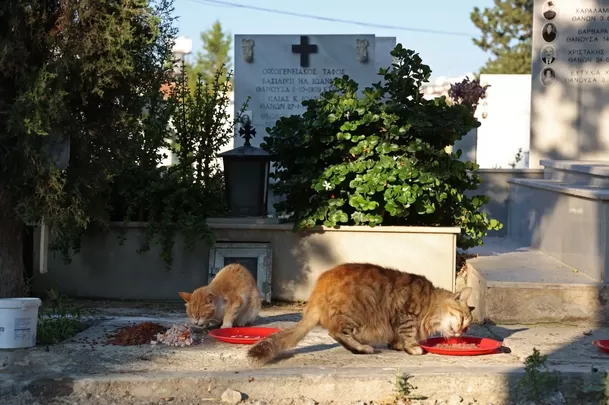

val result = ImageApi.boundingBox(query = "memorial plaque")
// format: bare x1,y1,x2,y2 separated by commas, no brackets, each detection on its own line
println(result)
531,0,609,166
233,34,393,148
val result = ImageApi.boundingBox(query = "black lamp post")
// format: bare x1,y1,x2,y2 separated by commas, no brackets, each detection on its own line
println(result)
219,116,271,217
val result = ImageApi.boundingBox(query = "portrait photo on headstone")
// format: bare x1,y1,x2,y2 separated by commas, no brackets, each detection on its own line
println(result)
540,67,556,87
542,22,557,43
541,45,556,65
543,0,557,20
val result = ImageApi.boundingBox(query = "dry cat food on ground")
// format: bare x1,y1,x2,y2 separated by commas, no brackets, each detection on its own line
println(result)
152,324,199,347
106,322,167,346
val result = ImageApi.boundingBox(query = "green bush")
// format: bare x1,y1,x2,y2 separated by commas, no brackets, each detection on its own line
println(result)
109,65,248,267
261,44,501,249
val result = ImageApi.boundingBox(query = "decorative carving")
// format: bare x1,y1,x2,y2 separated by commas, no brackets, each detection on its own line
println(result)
356,39,369,63
241,39,254,63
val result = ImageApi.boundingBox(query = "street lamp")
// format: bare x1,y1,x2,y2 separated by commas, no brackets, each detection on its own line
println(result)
219,116,271,217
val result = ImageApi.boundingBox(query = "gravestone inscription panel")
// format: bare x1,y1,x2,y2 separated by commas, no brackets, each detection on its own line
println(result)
531,0,609,166
233,34,383,148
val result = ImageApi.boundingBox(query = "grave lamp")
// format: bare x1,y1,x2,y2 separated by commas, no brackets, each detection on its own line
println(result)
219,116,271,217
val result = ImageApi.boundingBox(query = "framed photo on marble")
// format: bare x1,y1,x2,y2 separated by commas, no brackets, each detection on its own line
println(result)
208,242,272,303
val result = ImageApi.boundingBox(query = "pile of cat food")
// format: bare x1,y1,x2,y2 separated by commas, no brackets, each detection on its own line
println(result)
151,323,200,347
435,342,479,349
106,322,168,346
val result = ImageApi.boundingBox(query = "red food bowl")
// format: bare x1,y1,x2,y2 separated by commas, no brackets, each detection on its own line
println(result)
592,340,609,353
208,327,280,345
418,336,502,356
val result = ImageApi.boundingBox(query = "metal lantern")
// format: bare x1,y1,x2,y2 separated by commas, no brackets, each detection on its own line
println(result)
219,116,271,217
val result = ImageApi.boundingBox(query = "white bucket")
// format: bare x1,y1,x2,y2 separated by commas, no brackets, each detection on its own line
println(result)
0,298,42,349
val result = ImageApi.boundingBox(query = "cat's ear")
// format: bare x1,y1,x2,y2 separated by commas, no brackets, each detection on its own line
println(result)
206,293,216,304
454,287,472,303
178,292,192,302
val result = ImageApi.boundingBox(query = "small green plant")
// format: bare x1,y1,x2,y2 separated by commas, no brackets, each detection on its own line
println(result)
261,44,501,249
394,373,426,401
509,147,524,169
518,347,562,402
36,289,87,345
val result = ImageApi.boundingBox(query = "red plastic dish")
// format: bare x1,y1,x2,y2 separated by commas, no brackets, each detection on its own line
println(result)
592,340,609,353
418,336,502,356
208,327,280,345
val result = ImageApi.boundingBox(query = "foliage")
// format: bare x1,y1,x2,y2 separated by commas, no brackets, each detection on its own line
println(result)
110,62,247,267
0,0,178,297
471,0,533,74
261,44,501,250
36,289,87,345
448,77,490,114
518,348,562,402
394,373,427,401
185,20,232,91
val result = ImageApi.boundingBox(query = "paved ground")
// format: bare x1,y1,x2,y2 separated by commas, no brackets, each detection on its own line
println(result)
2,302,609,405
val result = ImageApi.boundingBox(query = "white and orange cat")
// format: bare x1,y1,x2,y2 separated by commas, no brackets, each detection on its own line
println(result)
179,263,263,329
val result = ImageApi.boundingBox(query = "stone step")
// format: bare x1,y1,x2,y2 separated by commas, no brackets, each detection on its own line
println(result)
466,238,609,325
540,159,609,186
2,366,607,405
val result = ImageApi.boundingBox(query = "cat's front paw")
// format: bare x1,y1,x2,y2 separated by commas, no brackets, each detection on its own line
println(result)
404,344,424,355
220,322,233,329
388,341,404,351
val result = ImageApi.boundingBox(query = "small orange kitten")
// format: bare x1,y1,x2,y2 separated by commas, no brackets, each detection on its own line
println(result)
178,263,262,329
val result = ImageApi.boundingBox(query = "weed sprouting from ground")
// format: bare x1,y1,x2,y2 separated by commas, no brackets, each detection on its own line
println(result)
36,289,89,345
393,373,427,402
518,347,561,402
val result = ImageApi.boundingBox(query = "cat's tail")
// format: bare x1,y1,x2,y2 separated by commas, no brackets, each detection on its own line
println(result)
247,308,320,366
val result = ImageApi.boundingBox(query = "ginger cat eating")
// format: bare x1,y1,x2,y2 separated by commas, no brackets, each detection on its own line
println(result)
248,262,474,365
179,263,263,329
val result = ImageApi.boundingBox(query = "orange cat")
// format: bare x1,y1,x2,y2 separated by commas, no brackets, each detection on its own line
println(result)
248,262,473,365
178,263,262,329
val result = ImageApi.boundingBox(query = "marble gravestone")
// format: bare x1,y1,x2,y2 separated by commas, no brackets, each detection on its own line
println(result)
233,34,396,149
233,34,396,215
530,0,609,167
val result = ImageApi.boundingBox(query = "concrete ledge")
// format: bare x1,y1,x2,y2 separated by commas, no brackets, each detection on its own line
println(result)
2,366,607,405
473,168,545,237
477,168,545,174
507,178,609,200
483,282,606,325
117,220,462,234
465,263,487,324
34,221,459,301
540,159,609,177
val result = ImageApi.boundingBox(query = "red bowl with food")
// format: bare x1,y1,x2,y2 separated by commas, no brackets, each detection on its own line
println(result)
208,327,280,344
418,336,502,356
592,340,609,353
